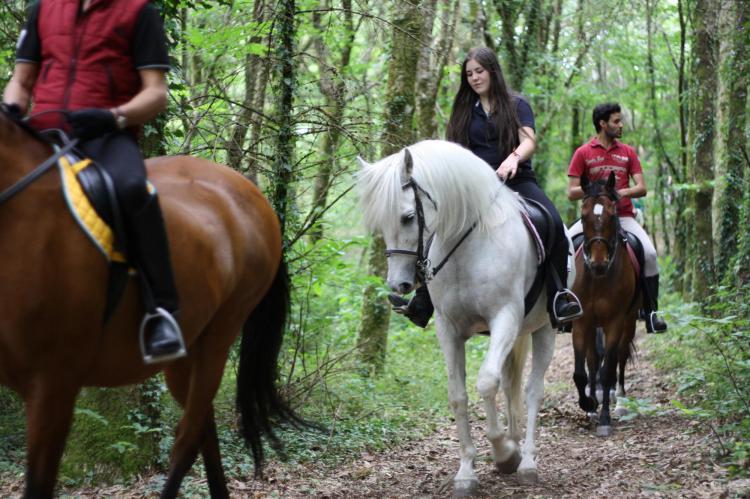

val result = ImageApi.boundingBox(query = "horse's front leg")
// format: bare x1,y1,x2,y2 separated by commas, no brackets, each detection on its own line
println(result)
479,307,523,475
596,324,621,437
572,321,596,413
23,379,80,499
435,318,477,497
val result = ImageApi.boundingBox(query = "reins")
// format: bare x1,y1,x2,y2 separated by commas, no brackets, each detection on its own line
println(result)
0,109,78,206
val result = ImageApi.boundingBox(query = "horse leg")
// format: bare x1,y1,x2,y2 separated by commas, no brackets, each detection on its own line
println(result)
596,325,620,437
435,321,477,497
164,361,228,498
23,380,79,499
613,315,636,418
162,353,230,499
572,322,596,413
516,325,555,484
478,309,523,476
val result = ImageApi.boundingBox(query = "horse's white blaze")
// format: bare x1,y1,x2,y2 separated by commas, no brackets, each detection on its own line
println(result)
358,140,571,493
594,203,604,216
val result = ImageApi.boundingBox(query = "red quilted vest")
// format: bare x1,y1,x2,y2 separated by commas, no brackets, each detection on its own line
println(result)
31,0,149,130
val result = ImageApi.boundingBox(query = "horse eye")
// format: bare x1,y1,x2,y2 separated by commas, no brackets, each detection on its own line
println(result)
401,213,415,225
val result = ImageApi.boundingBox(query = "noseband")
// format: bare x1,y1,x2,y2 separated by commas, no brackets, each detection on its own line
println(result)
383,176,475,282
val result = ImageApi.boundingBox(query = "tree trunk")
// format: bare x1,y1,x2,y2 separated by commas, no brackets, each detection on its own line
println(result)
270,0,297,237
309,0,355,242
714,0,748,281
417,0,460,139
357,0,423,372
687,0,718,300
226,0,268,184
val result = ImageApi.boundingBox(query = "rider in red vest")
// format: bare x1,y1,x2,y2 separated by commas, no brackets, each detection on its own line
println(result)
3,0,185,363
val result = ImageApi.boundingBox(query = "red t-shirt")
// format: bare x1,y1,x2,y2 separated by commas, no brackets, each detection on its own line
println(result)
568,137,643,218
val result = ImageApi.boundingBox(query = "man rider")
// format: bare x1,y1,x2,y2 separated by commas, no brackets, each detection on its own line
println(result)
3,0,186,361
567,102,668,333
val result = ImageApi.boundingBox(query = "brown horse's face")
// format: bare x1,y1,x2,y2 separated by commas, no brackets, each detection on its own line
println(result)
580,174,620,277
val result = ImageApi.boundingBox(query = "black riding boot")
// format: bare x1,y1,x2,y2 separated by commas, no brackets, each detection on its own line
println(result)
643,274,667,334
548,243,583,330
387,285,434,328
129,193,186,363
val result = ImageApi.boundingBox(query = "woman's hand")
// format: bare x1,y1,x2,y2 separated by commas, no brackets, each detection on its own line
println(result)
497,152,520,181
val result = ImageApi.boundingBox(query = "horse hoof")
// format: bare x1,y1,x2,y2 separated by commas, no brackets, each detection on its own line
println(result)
495,450,522,474
613,406,629,418
453,479,479,497
517,467,539,484
596,425,613,437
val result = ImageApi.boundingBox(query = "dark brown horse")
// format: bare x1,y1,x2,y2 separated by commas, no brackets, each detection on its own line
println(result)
571,173,639,437
0,109,302,498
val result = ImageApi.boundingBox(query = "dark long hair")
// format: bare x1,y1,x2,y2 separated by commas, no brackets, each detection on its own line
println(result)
446,47,523,161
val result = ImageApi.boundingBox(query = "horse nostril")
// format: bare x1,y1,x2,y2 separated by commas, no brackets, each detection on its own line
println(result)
398,282,414,294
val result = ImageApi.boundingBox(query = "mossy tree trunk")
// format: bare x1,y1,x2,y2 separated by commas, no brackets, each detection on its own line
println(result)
687,0,718,301
357,0,423,372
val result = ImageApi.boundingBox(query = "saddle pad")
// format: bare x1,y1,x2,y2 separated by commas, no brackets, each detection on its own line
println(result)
58,155,126,263
521,211,545,266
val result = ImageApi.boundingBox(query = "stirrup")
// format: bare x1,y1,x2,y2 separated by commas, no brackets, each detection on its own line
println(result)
139,307,187,364
646,311,667,334
553,289,584,324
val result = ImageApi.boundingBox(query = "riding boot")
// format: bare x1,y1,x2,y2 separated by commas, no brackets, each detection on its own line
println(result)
548,243,583,330
129,192,186,363
643,274,668,334
387,285,434,328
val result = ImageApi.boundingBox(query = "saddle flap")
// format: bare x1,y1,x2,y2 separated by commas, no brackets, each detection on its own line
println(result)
521,197,556,266
623,230,644,278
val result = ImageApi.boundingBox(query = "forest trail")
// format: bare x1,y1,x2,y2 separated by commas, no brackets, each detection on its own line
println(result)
237,328,744,498
2,328,746,498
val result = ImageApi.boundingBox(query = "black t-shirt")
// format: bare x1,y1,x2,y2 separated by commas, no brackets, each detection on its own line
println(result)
468,94,536,183
16,1,170,72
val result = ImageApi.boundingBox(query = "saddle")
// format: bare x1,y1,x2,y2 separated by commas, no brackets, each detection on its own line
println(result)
58,150,133,323
520,198,557,316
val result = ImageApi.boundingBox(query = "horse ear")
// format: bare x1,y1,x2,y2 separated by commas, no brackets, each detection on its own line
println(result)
607,171,616,190
580,175,589,192
356,156,371,170
401,148,414,184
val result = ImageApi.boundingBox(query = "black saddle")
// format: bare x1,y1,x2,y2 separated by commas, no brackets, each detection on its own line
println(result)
73,152,132,323
521,198,559,316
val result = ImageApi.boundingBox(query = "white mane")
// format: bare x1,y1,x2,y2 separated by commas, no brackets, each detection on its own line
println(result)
358,140,524,241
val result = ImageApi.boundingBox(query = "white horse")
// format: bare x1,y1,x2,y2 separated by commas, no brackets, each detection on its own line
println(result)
358,140,567,495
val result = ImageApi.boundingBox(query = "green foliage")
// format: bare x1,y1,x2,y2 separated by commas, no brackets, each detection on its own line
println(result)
649,286,750,476
60,387,165,485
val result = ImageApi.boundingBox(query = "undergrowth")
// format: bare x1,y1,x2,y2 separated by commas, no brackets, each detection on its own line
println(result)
648,283,750,477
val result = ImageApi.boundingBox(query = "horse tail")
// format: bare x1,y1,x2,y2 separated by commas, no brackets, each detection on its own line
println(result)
235,255,304,476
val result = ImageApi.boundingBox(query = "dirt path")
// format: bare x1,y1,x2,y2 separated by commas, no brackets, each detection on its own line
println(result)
2,328,747,498
232,329,744,498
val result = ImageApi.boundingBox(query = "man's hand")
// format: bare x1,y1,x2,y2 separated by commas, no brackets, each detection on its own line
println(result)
67,108,117,141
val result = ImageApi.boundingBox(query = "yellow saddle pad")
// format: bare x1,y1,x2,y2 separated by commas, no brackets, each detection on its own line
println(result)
58,156,127,263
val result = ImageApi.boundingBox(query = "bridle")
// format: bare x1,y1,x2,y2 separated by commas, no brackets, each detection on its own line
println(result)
581,194,622,275
383,175,475,283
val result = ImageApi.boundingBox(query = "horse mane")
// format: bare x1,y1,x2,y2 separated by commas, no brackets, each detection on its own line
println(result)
359,140,523,240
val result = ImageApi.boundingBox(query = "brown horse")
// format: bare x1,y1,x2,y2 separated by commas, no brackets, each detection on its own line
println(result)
0,109,302,498
571,173,639,437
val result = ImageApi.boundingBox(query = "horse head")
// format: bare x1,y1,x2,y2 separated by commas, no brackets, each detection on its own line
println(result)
580,172,621,276
358,147,437,295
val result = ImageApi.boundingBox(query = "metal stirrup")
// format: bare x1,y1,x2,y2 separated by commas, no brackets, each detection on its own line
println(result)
553,289,584,323
139,307,187,364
